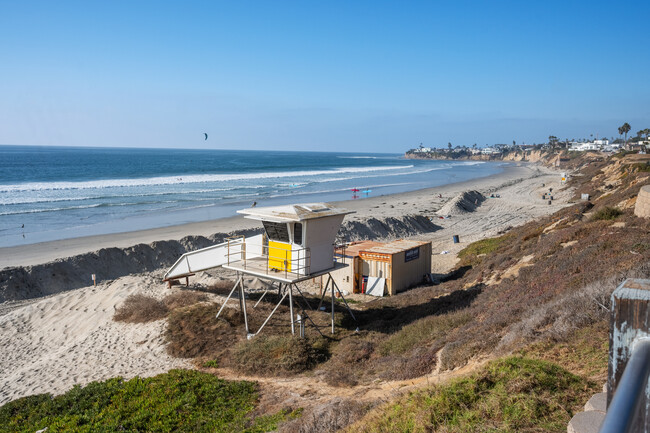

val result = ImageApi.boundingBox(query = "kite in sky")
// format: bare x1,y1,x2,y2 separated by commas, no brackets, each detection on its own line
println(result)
204,133,208,140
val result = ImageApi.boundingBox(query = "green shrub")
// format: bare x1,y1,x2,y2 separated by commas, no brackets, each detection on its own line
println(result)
613,150,637,159
163,291,208,310
166,303,244,359
114,292,208,324
0,369,293,433
202,360,219,368
113,294,168,323
458,235,511,264
629,162,650,173
592,206,623,221
229,335,325,376
347,356,598,433
379,311,471,356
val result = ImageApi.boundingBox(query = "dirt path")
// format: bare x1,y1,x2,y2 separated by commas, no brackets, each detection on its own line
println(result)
208,358,489,416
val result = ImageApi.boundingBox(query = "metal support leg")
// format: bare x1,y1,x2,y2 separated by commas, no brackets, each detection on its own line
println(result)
289,283,295,335
331,278,357,323
253,281,275,309
215,275,242,320
331,278,335,334
301,310,325,337
253,289,289,337
293,284,314,311
317,275,331,311
255,292,287,335
240,275,249,334
253,290,269,308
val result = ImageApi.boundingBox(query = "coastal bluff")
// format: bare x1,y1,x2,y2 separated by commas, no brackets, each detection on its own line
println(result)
0,215,439,304
405,149,554,164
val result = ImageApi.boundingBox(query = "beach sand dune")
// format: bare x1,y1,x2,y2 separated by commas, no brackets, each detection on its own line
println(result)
436,190,485,216
0,163,573,405
0,273,189,404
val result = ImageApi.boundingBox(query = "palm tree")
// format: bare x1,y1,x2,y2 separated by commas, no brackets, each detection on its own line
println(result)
619,123,631,147
639,128,650,143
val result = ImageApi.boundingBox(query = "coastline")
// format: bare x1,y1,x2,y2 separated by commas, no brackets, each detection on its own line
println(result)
0,162,530,270
0,160,574,405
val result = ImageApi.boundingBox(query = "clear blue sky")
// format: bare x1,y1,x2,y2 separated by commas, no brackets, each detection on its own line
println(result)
1,0,649,152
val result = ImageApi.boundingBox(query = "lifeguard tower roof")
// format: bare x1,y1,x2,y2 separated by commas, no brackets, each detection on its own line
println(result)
237,202,354,223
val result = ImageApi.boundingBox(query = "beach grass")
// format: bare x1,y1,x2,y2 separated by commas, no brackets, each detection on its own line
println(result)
229,334,328,376
0,369,297,433
591,206,624,221
378,310,472,356
345,356,598,433
457,234,511,265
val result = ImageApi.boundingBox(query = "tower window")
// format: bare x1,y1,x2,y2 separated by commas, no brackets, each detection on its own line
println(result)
262,221,290,242
294,223,303,245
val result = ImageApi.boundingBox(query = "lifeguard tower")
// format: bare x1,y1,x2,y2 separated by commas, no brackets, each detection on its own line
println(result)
163,203,356,337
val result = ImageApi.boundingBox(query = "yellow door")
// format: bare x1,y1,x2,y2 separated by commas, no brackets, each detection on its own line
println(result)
268,241,292,272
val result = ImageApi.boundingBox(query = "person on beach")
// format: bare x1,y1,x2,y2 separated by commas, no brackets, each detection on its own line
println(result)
252,201,257,207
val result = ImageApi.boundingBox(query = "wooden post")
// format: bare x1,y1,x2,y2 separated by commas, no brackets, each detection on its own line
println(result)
607,279,650,430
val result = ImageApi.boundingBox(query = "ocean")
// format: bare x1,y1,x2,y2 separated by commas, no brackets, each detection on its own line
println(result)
0,145,505,248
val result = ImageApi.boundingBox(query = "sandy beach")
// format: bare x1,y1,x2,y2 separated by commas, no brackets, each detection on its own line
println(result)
0,162,573,405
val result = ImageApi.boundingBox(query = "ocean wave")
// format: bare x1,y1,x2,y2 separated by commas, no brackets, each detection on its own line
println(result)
0,199,184,216
265,182,412,199
0,204,105,216
0,185,269,206
453,161,486,166
0,165,414,193
310,166,447,184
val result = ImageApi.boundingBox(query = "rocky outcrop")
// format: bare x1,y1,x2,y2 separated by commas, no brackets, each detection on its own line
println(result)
634,184,650,218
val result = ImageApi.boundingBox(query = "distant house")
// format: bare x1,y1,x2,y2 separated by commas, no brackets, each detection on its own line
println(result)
481,147,500,155
569,142,601,152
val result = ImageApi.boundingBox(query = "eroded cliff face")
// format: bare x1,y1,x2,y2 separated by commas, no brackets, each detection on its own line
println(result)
405,149,556,165
501,150,545,162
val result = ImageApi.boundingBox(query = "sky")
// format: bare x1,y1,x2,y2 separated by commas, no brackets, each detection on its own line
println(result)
1,0,649,152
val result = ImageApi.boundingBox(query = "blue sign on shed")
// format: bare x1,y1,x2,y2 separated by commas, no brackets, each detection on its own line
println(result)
404,247,420,262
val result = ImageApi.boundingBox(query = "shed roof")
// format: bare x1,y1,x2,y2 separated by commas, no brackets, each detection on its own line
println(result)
363,239,430,255
335,241,383,258
237,202,354,223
